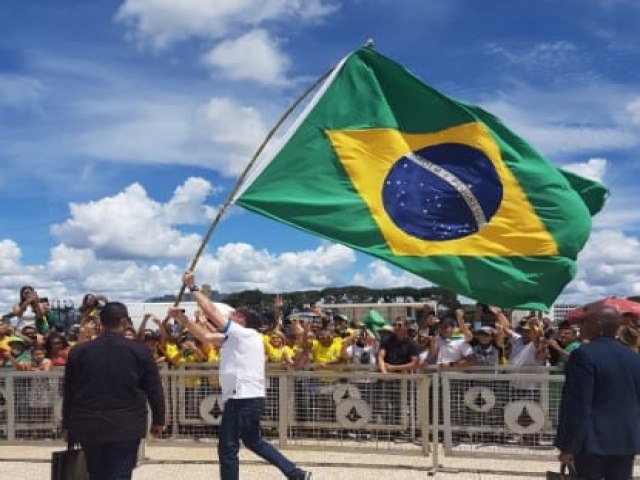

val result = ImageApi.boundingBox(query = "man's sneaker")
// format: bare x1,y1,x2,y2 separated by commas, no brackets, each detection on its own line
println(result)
289,469,312,480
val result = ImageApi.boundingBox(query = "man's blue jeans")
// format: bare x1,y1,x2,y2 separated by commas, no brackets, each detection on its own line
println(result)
82,438,140,480
218,397,298,480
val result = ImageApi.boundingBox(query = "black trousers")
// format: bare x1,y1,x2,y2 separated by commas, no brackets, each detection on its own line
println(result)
81,439,140,480
575,453,634,480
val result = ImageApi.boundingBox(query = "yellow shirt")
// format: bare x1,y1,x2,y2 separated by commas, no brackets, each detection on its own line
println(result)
164,341,179,360
203,344,220,387
311,338,342,364
204,344,220,363
176,351,202,387
265,343,295,363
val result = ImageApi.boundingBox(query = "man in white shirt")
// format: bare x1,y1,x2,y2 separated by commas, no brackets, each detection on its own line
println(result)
171,271,311,480
428,318,474,370
505,318,547,395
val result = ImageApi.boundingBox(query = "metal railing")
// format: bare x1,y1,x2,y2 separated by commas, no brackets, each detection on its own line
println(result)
437,367,563,460
155,366,431,457
0,365,570,472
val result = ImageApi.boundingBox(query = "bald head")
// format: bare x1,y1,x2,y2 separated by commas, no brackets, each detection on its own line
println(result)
582,306,622,339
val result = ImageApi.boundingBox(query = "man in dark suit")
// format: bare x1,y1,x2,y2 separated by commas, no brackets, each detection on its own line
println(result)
63,302,165,480
555,306,640,480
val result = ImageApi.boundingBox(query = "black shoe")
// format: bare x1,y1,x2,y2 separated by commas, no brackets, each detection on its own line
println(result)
289,469,312,480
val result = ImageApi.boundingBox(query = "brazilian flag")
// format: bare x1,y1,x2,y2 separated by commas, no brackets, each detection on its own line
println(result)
233,47,608,310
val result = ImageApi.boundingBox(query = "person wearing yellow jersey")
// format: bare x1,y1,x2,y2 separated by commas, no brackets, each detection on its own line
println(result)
169,335,206,419
308,329,342,367
158,315,181,363
265,333,294,366
0,323,12,353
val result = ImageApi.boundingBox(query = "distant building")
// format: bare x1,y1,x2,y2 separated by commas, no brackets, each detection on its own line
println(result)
551,303,579,324
321,301,437,324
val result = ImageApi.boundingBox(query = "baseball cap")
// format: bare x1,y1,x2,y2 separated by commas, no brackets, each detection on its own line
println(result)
517,319,531,331
476,326,495,335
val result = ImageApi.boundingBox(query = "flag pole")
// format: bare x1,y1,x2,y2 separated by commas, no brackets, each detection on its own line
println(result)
173,64,336,306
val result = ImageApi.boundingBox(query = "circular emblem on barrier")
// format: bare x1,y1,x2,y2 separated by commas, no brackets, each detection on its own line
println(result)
463,386,496,413
199,395,225,424
332,384,361,403
504,401,545,435
335,398,371,429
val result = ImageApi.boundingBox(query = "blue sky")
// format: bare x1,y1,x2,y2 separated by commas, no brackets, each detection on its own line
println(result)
1,0,639,310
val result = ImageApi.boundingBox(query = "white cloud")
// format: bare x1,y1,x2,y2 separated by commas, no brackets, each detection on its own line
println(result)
560,229,640,302
562,157,607,182
626,96,640,126
72,93,267,176
202,29,291,86
213,242,356,291
0,239,22,273
351,260,432,289
116,0,337,50
50,178,218,260
47,245,95,279
163,177,220,224
481,92,639,158
484,41,578,70
193,96,268,174
0,74,44,110
0,239,357,311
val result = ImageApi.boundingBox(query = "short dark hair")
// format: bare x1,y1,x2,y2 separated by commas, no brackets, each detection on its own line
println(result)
440,318,456,328
235,307,262,330
100,302,129,329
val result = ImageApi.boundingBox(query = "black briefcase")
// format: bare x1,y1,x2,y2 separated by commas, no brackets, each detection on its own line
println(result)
546,463,584,480
51,444,89,480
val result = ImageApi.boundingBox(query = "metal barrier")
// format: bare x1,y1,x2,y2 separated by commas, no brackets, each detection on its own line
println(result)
437,366,563,461
154,366,430,457
0,369,65,443
0,367,429,457
0,365,570,472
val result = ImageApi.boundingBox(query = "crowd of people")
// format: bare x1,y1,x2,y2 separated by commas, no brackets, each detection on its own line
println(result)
3,283,640,479
4,284,639,376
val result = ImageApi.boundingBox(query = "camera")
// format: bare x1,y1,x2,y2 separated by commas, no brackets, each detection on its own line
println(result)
359,350,371,364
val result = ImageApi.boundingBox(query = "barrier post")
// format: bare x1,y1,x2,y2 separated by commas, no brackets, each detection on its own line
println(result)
6,375,15,441
278,372,288,447
431,372,439,473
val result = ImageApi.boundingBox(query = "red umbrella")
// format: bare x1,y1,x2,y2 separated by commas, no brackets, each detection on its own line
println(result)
565,297,640,324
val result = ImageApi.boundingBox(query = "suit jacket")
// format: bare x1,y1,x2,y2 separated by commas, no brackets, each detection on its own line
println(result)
62,331,165,443
554,337,640,455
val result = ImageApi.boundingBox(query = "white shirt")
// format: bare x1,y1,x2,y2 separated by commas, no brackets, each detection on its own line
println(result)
508,332,545,390
345,344,377,366
435,336,473,364
15,305,36,330
508,333,544,367
219,320,266,401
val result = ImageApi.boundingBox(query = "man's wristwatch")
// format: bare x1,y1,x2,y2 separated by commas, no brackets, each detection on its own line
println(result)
188,284,200,292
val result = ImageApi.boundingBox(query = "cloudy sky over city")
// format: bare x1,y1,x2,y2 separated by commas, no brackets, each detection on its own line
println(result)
1,0,639,310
